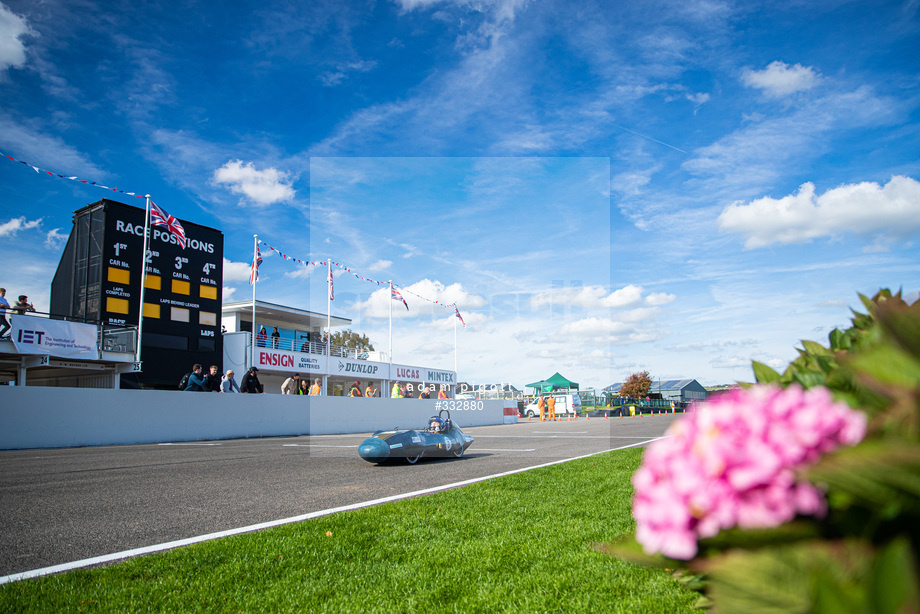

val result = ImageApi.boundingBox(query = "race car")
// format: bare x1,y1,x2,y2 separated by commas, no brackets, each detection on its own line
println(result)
358,410,474,464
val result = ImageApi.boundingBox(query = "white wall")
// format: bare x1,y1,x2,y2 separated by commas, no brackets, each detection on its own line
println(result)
0,387,504,450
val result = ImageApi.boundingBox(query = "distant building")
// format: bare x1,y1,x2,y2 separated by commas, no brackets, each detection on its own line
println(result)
604,378,708,404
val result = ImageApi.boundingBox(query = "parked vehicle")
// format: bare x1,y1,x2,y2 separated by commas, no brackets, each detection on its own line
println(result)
522,393,582,418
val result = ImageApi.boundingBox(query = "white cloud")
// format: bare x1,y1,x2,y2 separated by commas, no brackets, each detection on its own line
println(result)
742,60,819,98
0,216,42,237
223,257,255,282
717,175,920,248
355,278,486,319
394,0,527,22
0,4,32,72
319,59,377,87
368,259,392,271
646,291,676,306
558,316,665,345
44,228,68,249
212,160,296,207
530,283,674,309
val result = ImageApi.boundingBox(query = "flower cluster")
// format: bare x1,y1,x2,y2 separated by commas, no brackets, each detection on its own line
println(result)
632,384,866,560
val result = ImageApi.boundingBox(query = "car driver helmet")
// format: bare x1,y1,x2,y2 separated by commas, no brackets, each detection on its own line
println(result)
428,416,444,433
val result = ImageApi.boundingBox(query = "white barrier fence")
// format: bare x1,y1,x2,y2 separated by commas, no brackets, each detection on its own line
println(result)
0,388,506,450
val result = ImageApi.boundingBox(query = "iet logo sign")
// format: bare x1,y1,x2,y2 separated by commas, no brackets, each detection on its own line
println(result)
17,330,45,344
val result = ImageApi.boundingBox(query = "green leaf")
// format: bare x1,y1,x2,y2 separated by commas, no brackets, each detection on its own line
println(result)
869,538,920,614
876,299,920,362
791,370,826,389
828,328,850,350
697,522,820,554
592,534,683,569
846,343,920,389
697,540,873,614
801,339,833,357
752,360,781,384
807,442,920,514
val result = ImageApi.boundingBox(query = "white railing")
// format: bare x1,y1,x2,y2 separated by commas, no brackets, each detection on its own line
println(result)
253,336,374,360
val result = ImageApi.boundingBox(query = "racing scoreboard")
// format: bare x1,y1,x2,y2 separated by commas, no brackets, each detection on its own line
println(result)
51,198,224,388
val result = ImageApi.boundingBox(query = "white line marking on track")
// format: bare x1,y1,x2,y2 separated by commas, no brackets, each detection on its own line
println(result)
0,436,665,585
533,431,587,433
157,443,222,446
472,448,537,452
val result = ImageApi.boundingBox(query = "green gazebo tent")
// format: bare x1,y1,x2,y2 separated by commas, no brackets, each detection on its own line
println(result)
525,372,580,394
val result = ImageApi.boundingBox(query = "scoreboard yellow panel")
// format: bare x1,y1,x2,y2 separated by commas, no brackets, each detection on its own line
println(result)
143,303,161,318
107,297,129,314
171,279,191,295
144,275,162,290
107,267,130,285
199,284,217,300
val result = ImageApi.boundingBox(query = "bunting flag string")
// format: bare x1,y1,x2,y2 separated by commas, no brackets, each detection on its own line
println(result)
1,150,148,200
255,239,465,318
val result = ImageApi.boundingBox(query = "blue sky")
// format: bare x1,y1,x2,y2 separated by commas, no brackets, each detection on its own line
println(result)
1,0,918,389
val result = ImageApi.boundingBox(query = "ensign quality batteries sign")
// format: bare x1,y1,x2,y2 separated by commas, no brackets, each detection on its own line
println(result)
99,200,223,342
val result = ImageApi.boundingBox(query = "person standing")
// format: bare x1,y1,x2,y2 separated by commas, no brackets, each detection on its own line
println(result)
0,288,10,339
298,380,309,395
547,395,556,421
281,373,300,394
204,365,222,392
240,367,264,393
348,381,363,397
391,381,402,398
364,382,377,398
437,387,448,400
184,364,206,391
221,370,241,393
12,295,35,316
309,378,323,396
256,327,267,347
418,386,431,399
271,326,281,349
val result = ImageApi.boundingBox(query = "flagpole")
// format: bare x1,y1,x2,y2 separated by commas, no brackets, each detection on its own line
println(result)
454,306,458,374
251,234,258,370
388,281,393,364
326,259,331,358
135,195,152,366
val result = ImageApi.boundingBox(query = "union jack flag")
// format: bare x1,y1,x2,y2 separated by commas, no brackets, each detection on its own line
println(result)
328,265,334,301
149,201,186,249
249,244,262,285
391,285,408,310
454,305,466,326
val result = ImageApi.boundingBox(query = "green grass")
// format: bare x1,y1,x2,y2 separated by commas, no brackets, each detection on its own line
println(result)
0,448,695,613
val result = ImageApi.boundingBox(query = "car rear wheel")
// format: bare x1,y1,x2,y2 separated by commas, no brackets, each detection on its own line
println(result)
406,452,423,464
452,446,464,458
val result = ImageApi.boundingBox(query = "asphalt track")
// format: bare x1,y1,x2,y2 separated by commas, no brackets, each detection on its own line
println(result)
0,413,680,581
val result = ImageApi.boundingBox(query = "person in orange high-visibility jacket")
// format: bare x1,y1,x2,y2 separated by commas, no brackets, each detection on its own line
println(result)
309,379,322,396
547,395,556,421
538,396,546,421
349,381,363,397
437,388,448,399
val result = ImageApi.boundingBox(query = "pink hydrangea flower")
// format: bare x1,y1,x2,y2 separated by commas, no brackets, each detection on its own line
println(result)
632,384,866,560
